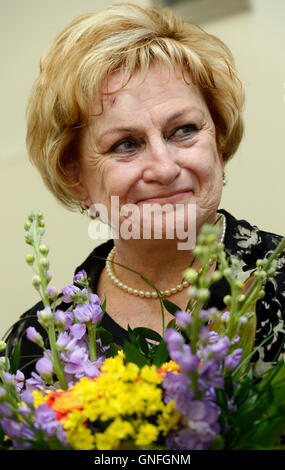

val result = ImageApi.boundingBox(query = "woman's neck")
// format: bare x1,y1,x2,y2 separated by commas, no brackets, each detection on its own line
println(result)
109,210,222,292
109,236,203,297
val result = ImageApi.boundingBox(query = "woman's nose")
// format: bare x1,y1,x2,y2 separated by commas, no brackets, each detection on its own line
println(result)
142,139,181,185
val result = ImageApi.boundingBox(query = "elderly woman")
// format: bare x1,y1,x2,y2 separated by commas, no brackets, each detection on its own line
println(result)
6,3,285,377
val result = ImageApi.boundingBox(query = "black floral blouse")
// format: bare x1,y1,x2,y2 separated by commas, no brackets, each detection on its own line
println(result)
5,209,285,379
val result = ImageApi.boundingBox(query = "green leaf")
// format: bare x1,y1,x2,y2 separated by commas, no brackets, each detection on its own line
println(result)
105,342,122,358
166,319,178,330
233,370,255,406
209,435,225,450
123,340,149,368
9,337,22,373
162,298,182,316
127,325,138,345
96,327,113,347
137,335,151,355
235,309,257,378
132,327,162,343
153,339,169,368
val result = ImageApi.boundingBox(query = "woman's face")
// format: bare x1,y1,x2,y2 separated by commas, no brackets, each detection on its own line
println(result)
78,63,224,241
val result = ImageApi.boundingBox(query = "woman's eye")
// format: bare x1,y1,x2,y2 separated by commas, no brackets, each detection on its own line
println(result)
170,124,198,139
111,139,136,153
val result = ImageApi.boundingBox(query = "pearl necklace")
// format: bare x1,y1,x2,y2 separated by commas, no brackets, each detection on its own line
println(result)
105,213,226,299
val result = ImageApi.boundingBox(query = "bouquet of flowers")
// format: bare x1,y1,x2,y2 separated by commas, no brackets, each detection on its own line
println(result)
1,211,285,450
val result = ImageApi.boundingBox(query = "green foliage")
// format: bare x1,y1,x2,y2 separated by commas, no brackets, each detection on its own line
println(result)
123,325,169,368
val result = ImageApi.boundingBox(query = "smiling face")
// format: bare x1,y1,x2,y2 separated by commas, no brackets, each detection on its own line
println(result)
77,63,224,240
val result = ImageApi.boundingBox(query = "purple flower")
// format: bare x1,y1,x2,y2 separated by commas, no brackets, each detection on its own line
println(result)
18,406,31,418
3,372,15,383
170,345,199,374
84,359,104,378
62,344,102,381
16,370,25,381
34,404,67,446
199,358,224,389
199,325,210,342
232,335,240,345
21,426,35,440
0,403,13,418
208,331,220,344
26,326,38,343
1,418,22,439
73,304,93,323
210,336,230,360
16,370,25,391
163,372,193,415
54,310,67,329
12,440,32,450
186,400,207,421
224,348,243,370
165,399,220,450
166,428,201,450
199,309,210,321
73,270,87,283
56,331,71,349
62,285,80,303
37,306,53,327
45,286,57,299
35,357,53,378
20,390,34,406
221,311,230,322
65,312,74,330
34,404,58,436
25,372,46,392
89,293,103,321
70,323,86,339
73,299,102,325
175,311,192,329
164,328,184,352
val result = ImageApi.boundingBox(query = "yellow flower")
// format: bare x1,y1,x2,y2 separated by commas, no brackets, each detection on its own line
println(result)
117,349,125,359
101,355,125,376
95,418,134,450
40,353,181,450
32,390,47,407
157,360,180,378
120,362,140,381
157,399,181,436
67,424,95,450
135,422,159,447
140,365,162,384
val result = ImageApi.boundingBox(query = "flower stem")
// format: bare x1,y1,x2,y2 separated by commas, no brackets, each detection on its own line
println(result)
33,218,49,308
88,323,97,361
47,325,67,390
32,214,67,390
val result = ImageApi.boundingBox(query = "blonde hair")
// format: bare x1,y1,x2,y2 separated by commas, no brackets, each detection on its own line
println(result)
26,2,244,210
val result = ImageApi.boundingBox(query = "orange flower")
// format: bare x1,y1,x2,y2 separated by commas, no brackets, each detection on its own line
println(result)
46,389,82,421
157,361,181,378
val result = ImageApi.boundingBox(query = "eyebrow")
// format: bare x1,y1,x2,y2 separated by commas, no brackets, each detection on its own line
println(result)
95,106,203,143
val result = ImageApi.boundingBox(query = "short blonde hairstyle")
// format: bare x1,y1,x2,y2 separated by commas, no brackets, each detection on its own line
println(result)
26,2,244,210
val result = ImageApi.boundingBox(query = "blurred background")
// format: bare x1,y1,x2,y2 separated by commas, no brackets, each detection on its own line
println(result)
1,0,285,338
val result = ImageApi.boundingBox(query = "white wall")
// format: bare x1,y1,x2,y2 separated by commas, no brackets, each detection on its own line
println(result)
1,0,285,338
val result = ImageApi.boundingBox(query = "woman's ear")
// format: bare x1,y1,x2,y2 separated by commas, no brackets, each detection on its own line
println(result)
62,157,92,208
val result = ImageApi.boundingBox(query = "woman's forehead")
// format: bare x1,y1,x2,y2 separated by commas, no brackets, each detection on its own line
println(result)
94,63,206,115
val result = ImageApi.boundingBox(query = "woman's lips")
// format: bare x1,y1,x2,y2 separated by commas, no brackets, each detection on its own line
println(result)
138,190,192,205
